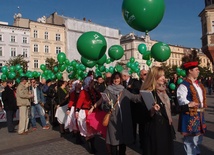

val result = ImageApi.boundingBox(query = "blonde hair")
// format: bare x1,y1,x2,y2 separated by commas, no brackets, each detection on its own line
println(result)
141,66,165,91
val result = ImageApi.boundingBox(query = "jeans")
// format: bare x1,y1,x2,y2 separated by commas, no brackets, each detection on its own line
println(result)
31,104,46,127
184,135,203,155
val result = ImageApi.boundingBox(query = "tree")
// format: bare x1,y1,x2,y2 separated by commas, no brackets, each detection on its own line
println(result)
5,54,29,72
161,63,174,79
45,57,58,71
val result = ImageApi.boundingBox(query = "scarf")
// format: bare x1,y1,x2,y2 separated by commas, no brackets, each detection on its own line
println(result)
107,84,124,95
156,84,172,125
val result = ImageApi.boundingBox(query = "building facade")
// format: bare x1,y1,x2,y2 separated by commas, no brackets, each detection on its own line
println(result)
199,1,214,64
120,33,213,71
13,16,66,71
0,22,30,70
46,12,120,66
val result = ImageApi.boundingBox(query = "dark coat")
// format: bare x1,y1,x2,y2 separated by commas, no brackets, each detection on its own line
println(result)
123,78,145,123
142,91,174,155
2,85,17,111
54,87,69,107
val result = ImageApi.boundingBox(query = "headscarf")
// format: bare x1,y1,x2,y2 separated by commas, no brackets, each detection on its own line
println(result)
83,76,93,91
107,84,124,96
70,80,80,93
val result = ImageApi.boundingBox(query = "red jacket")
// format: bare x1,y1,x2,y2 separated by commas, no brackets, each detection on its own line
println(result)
76,90,92,110
68,91,79,108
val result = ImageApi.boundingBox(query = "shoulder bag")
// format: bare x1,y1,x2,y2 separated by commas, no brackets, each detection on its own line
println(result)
102,92,122,127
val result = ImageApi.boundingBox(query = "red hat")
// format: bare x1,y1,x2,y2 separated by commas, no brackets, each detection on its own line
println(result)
183,61,198,69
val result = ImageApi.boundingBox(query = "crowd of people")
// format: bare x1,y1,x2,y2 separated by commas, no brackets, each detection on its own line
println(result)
0,51,207,155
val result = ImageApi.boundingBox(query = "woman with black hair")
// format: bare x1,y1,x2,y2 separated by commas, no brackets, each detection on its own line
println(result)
102,72,142,155
55,80,69,136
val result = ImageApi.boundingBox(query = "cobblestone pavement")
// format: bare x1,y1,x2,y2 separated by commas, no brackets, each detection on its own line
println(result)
0,95,213,155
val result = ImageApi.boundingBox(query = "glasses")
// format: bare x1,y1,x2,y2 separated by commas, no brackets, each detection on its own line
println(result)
32,81,36,83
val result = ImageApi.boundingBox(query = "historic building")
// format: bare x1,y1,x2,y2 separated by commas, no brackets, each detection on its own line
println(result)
199,0,214,64
0,21,30,69
120,32,213,71
13,14,66,71
46,12,120,66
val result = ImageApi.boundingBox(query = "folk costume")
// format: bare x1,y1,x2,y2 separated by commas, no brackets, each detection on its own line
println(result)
177,57,207,155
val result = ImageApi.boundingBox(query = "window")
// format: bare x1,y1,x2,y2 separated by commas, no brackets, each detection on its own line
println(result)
45,45,49,53
56,34,60,41
11,36,16,42
0,63,2,72
56,47,61,54
34,60,39,68
212,21,214,33
34,30,38,38
23,37,27,43
0,34,2,41
34,44,38,52
44,32,48,40
0,47,2,56
11,48,16,57
23,48,28,57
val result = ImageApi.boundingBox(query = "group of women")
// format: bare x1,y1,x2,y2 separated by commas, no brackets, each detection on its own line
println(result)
54,66,175,155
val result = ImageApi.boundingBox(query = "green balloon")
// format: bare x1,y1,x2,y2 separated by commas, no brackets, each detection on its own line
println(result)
1,66,8,74
122,0,165,32
16,78,20,84
98,65,106,72
115,65,123,72
169,83,176,90
109,66,115,74
59,64,66,72
176,68,182,75
65,59,70,66
9,66,15,72
66,66,73,73
53,66,58,73
57,52,66,63
81,57,96,68
56,72,62,80
33,71,38,78
106,58,111,64
1,74,7,81
146,60,152,66
15,64,21,71
77,31,107,61
138,43,147,55
143,51,151,60
79,64,86,71
177,78,183,85
126,62,131,68
108,45,124,60
97,54,107,65
180,70,186,77
40,64,46,71
129,57,135,63
151,42,171,62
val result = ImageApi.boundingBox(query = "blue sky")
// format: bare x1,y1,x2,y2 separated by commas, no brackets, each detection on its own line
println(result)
0,0,205,48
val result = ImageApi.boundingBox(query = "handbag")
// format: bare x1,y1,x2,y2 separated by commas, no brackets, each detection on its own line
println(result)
102,92,122,127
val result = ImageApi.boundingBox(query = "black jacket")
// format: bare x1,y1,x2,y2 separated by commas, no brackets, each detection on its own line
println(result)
2,85,17,111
